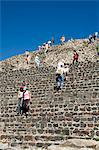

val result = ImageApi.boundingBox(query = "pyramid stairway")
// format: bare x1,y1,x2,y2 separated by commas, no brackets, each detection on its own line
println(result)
0,58,99,147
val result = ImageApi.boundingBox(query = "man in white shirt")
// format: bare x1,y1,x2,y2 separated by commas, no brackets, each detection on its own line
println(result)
35,55,40,68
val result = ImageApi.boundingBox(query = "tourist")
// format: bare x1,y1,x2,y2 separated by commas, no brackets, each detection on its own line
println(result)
92,32,98,40
65,64,69,79
73,50,79,65
48,40,51,47
88,35,93,44
96,44,99,56
21,87,30,118
55,73,62,91
55,61,66,90
38,46,41,51
95,32,98,38
45,42,49,56
16,86,24,115
51,37,54,45
25,50,31,64
60,35,65,45
42,43,46,49
34,55,41,68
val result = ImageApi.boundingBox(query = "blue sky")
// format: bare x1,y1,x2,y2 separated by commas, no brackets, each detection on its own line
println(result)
0,0,99,60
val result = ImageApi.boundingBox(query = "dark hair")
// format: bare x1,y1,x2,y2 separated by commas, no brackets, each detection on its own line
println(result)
20,87,23,92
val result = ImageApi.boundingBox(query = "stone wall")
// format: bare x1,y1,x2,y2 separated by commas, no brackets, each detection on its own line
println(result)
0,58,99,146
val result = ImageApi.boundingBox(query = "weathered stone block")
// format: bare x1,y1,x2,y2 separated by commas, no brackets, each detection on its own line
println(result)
53,123,58,128
73,123,79,127
88,124,93,127
96,131,99,136
73,117,80,122
62,129,69,135
37,129,44,134
55,129,61,134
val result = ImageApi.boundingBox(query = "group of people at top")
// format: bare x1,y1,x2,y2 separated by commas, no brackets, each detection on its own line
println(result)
24,32,98,65
37,35,65,52
37,37,54,55
24,38,54,65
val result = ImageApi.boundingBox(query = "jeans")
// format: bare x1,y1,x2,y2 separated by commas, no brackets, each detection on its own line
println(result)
16,98,22,114
56,74,64,89
73,59,78,64
61,74,64,88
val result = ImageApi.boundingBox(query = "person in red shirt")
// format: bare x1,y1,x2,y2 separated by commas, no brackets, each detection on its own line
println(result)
73,50,79,64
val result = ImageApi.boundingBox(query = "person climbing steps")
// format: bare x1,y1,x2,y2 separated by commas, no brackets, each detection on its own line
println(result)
73,50,79,65
16,86,24,115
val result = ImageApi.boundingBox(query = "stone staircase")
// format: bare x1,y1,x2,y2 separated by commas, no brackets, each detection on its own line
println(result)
0,38,99,147
0,59,99,147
